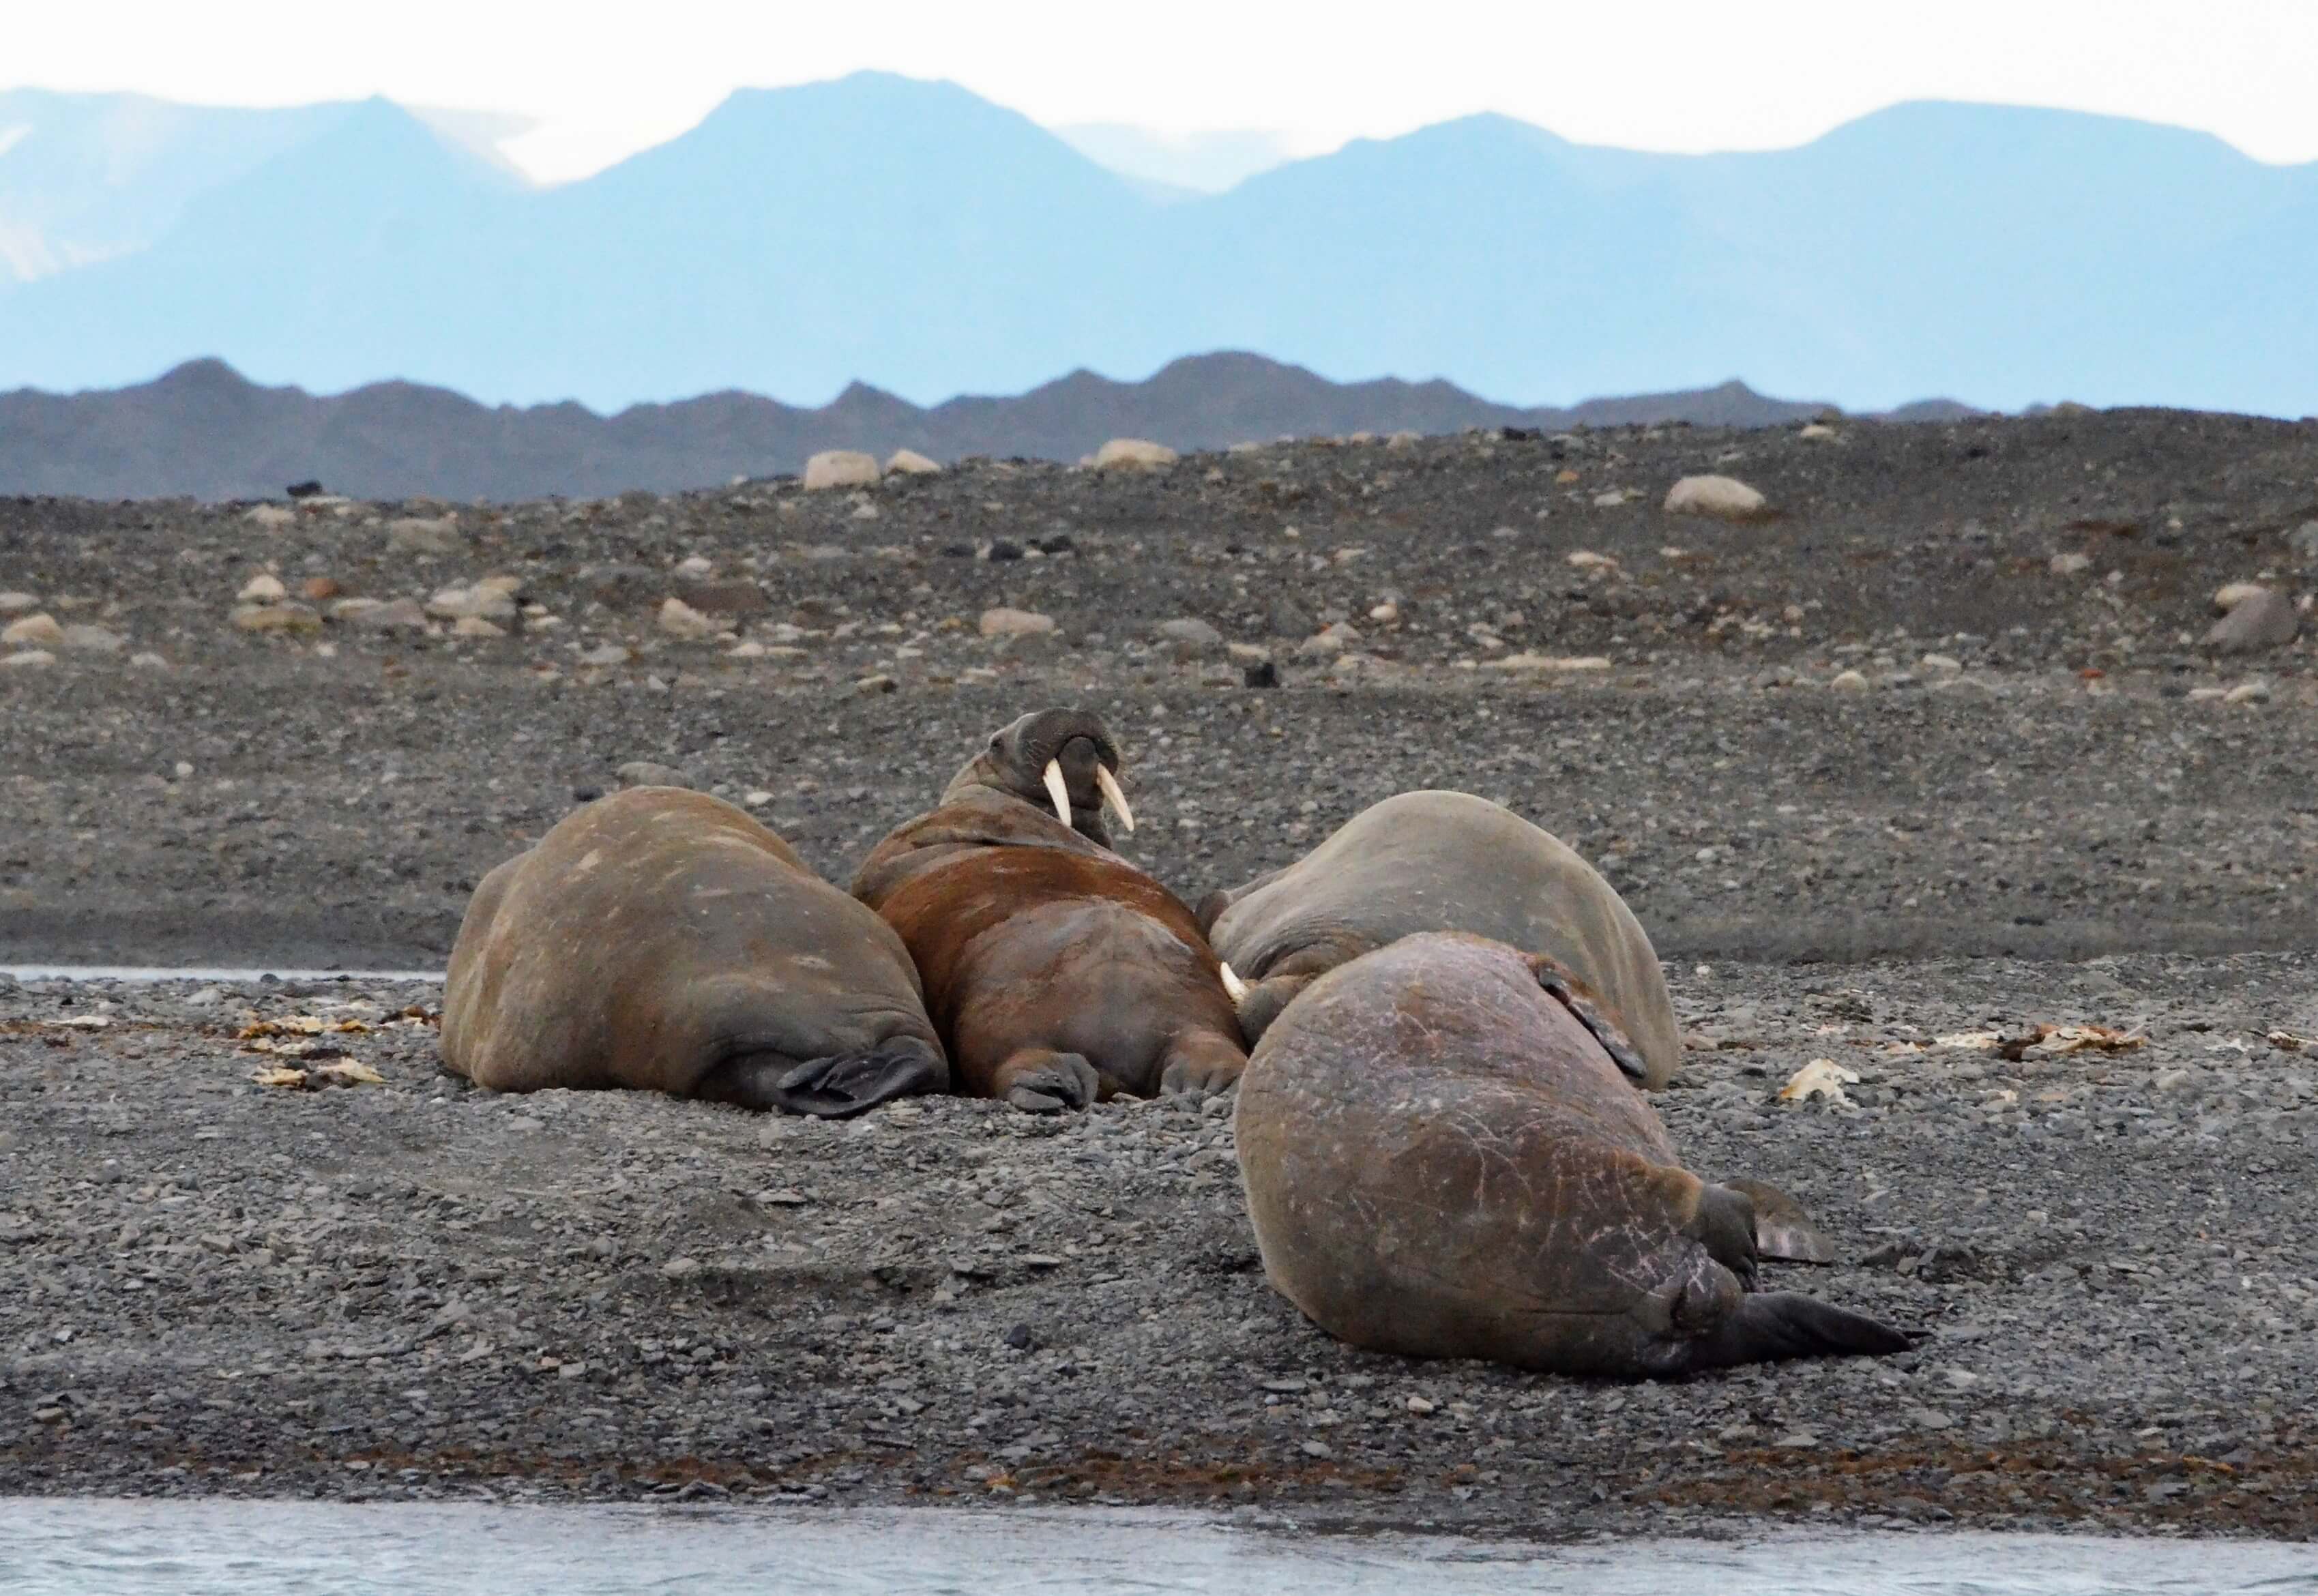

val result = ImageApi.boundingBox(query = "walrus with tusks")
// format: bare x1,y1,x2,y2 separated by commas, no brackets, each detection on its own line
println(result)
852,708,1247,1112
1199,790,1682,1089
1235,932,1912,1377
442,787,946,1117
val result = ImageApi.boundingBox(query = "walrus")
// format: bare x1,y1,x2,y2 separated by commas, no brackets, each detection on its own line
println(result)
442,787,946,1117
1199,790,1682,1089
1235,932,1911,1377
852,707,1247,1112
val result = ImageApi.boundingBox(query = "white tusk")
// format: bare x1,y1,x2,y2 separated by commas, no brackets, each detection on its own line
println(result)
1042,758,1071,829
1095,765,1135,833
1220,962,1250,1003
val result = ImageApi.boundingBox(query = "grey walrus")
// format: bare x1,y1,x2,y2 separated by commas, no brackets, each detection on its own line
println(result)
1199,790,1682,1089
442,787,945,1117
853,708,1246,1112
1234,932,1911,1377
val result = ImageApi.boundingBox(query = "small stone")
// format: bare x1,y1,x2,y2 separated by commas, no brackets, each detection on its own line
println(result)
1486,653,1611,673
1385,430,1421,450
2223,680,2270,705
385,515,463,556
579,644,633,666
657,597,727,640
426,585,517,622
1565,550,1618,570
231,603,321,634
129,652,168,669
855,673,899,695
244,504,296,529
1919,653,1962,673
2049,552,2092,576
300,577,342,602
2214,580,2270,612
238,573,288,605
979,607,1057,640
660,1257,701,1280
1093,438,1177,471
1368,602,1400,623
617,762,694,790
1242,660,1280,690
675,579,768,617
0,592,38,615
802,450,881,490
1405,1396,1436,1415
743,790,774,808
0,649,55,669
342,597,428,630
884,448,941,475
1300,1440,1334,1459
1663,475,1769,520
1798,422,1838,440
1828,668,1870,692
450,615,505,638
1,612,65,649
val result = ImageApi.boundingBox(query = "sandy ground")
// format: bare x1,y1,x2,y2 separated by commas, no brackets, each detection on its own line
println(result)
3,409,2317,1536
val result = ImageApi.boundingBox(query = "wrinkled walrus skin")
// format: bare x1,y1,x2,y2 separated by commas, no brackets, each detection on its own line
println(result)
1200,790,1682,1089
1234,932,1911,1378
442,788,946,1118
853,709,1247,1113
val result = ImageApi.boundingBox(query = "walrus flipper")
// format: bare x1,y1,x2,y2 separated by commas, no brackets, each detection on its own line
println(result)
1527,954,1649,1084
700,1040,945,1119
1687,1291,1915,1370
1720,1177,1839,1265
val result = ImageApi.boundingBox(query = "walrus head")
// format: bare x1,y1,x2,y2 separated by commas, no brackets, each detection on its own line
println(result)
945,708,1134,847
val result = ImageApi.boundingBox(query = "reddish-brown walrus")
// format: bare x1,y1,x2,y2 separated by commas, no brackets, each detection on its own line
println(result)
442,788,946,1117
1200,790,1682,1089
851,708,1247,1112
1235,932,1911,1377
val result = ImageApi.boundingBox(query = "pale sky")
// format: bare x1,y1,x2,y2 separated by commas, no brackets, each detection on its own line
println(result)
15,0,2318,182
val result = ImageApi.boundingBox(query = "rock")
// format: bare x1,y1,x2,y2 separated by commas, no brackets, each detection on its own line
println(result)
1385,430,1421,450
581,564,658,606
1156,617,1224,659
802,450,880,490
1297,622,1361,657
2224,680,2270,705
1798,422,1839,440
675,555,715,578
129,653,168,669
2213,581,2270,612
451,615,506,638
657,597,727,640
1565,550,1619,571
2288,521,2318,559
0,592,36,615
236,573,287,604
884,449,941,475
385,516,463,556
855,673,899,695
0,649,55,669
616,762,694,790
426,585,517,623
579,644,633,666
1920,653,1963,673
1368,602,1400,623
2049,552,2092,576
244,504,296,529
978,607,1057,640
674,579,768,617
1486,652,1612,672
59,624,124,653
299,577,342,602
1663,475,1768,520
1093,438,1177,471
1,613,65,649
2204,587,2298,655
231,603,321,634
1243,660,1280,689
340,597,428,630
1829,668,1871,692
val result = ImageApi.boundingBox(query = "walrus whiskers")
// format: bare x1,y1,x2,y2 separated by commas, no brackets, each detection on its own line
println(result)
1096,765,1136,832
1042,758,1071,828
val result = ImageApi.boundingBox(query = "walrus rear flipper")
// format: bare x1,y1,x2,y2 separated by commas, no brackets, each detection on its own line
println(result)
1687,1291,1915,1370
700,1041,945,1119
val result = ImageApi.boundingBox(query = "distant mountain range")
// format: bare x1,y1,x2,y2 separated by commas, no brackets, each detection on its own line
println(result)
3,74,2314,418
0,352,1980,502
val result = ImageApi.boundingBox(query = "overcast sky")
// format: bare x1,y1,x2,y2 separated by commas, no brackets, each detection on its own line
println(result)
17,0,2318,182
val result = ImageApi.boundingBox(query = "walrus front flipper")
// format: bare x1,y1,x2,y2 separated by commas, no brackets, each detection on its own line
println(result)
1527,954,1649,1084
700,1041,944,1119
993,1048,1101,1114
1686,1291,1915,1370
1721,1177,1838,1265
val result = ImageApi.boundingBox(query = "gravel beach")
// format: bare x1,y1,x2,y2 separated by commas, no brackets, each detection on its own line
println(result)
3,409,2317,1537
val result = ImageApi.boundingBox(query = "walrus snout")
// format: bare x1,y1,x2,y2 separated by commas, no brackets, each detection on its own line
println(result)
979,708,1132,837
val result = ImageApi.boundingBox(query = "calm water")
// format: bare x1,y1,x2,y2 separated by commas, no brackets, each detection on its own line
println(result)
1,1501,2312,1595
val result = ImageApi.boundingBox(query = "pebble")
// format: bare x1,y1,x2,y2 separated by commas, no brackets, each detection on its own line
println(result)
230,603,321,634
885,449,941,476
450,615,506,638
1829,668,1870,692
1,649,56,668
2049,552,2092,575
426,585,517,623
0,591,38,614
978,607,1057,640
243,505,296,529
340,597,428,630
1297,622,1361,658
657,597,725,640
1156,618,1224,659
2288,520,2318,559
2205,587,2298,654
236,573,287,604
579,644,633,666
